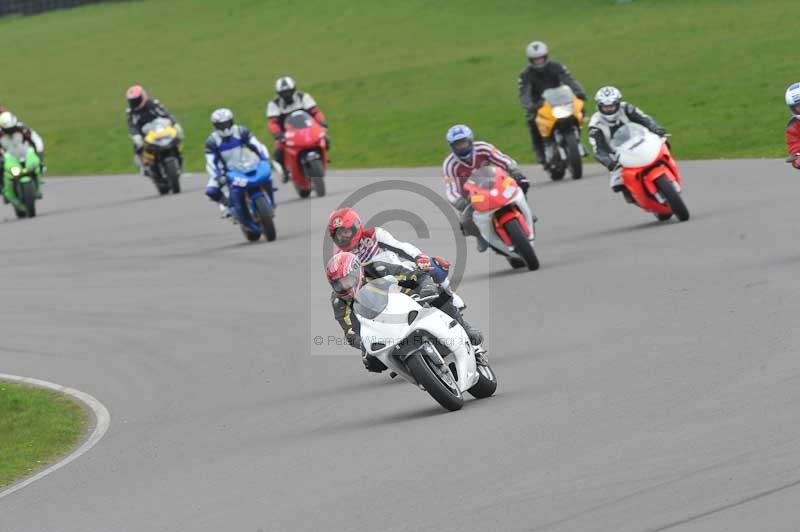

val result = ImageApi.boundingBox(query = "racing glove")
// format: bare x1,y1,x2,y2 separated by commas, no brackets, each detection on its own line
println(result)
452,196,470,213
509,169,531,194
415,254,450,284
132,134,144,150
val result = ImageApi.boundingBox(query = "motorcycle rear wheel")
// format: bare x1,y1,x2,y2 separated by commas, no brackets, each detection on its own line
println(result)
406,351,463,412
504,218,539,271
468,363,498,399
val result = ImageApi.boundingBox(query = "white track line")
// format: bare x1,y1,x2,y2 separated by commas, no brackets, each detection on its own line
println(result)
0,373,111,500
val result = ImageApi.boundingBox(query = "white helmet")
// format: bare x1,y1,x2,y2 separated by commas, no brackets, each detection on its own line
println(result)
525,41,549,69
595,86,623,123
210,108,234,137
785,82,800,119
275,76,296,102
0,111,18,131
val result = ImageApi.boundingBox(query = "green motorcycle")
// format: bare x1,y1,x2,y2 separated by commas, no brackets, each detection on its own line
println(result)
3,147,42,218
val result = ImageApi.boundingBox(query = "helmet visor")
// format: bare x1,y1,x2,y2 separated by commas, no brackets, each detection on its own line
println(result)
791,103,800,115
529,56,547,67
279,90,295,102
451,138,473,158
214,119,233,132
128,95,144,109
599,103,620,115
331,268,362,299
333,226,357,248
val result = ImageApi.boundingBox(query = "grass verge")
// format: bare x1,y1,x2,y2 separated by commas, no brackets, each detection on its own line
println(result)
0,380,87,489
0,0,795,174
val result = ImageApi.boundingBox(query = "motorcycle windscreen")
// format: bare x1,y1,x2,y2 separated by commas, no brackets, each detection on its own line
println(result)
541,85,574,106
467,166,499,190
285,110,313,129
353,277,397,319
142,117,174,134
611,123,661,168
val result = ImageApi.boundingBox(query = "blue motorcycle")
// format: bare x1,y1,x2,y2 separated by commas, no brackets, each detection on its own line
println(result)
225,160,277,242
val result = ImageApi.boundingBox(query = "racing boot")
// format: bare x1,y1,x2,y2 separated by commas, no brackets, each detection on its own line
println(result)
473,345,489,367
475,234,488,253
455,311,483,346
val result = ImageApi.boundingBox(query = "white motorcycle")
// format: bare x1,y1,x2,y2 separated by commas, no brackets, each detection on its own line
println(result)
354,276,497,411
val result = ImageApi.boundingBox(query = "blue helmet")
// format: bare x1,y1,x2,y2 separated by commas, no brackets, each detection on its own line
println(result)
446,124,474,160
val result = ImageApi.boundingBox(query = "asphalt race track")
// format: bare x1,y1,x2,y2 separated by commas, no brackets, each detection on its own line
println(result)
2,160,800,532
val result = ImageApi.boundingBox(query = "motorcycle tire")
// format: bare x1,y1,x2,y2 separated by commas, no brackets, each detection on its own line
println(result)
549,163,566,181
307,159,326,197
406,350,463,412
504,218,539,271
241,226,262,242
565,133,583,180
253,195,277,242
164,157,181,194
467,363,498,399
20,181,36,218
654,176,689,221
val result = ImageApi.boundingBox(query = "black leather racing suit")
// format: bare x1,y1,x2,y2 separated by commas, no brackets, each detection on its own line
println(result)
517,61,586,162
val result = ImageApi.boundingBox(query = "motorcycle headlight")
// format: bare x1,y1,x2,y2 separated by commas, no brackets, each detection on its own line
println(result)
10,166,21,178
552,106,573,119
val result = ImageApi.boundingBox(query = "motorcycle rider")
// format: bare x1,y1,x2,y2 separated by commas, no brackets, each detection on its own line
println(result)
204,108,274,219
125,85,183,175
326,207,485,345
518,41,587,167
266,76,328,182
442,124,531,252
0,111,45,206
785,82,800,170
587,86,667,200
326,250,488,373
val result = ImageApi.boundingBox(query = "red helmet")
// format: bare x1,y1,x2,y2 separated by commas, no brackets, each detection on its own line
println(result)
328,208,363,251
326,252,363,301
126,85,148,110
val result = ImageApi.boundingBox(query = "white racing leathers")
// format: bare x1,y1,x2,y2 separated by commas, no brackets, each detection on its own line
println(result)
340,227,464,309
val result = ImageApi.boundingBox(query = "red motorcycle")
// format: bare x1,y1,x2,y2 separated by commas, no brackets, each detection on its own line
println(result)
462,166,539,270
611,123,689,221
283,110,328,198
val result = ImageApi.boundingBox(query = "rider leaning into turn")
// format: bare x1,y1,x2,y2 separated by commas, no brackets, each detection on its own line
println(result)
204,108,273,217
442,124,530,252
517,41,587,167
266,76,328,181
325,208,486,370
125,85,183,174
0,111,45,207
784,82,800,170
587,86,668,200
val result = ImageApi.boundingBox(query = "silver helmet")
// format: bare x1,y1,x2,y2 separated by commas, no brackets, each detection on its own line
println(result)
594,86,623,123
525,41,549,69
211,108,234,138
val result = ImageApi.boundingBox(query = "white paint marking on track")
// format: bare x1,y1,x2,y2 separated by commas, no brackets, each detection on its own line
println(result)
0,373,111,500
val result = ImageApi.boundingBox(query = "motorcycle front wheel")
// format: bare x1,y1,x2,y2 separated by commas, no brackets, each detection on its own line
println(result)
253,195,277,242
504,218,539,271
655,176,689,221
406,350,463,412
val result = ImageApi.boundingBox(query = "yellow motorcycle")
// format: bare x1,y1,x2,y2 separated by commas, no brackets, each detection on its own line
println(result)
535,85,586,181
141,118,183,194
